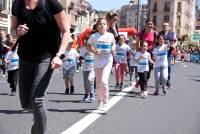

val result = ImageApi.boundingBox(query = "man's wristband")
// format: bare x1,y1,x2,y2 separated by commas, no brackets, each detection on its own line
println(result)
56,53,65,60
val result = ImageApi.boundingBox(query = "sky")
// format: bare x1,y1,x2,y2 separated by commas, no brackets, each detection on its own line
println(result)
87,0,147,11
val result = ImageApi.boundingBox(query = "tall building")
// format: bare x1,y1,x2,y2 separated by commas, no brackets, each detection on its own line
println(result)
61,0,98,34
196,8,200,30
0,0,12,33
119,3,147,31
149,0,197,37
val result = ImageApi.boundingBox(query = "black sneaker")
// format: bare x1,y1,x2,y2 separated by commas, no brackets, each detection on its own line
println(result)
65,88,70,94
153,92,159,96
90,92,95,102
83,94,90,102
10,91,16,96
163,89,167,95
115,83,119,90
119,83,124,90
70,86,74,94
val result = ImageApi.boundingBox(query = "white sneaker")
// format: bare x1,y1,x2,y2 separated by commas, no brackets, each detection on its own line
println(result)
143,91,148,96
102,103,108,110
97,101,103,110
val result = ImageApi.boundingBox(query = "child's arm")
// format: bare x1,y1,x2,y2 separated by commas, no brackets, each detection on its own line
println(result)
148,55,155,64
4,52,10,64
111,42,116,55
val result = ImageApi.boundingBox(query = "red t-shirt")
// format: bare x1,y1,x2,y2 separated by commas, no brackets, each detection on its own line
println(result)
139,31,155,50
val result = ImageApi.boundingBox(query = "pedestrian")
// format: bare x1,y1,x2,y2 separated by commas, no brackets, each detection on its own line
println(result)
11,0,70,133
63,39,79,94
152,35,169,95
114,34,131,90
106,11,119,74
129,40,138,84
87,17,116,111
106,11,119,41
80,44,95,102
0,31,11,77
138,19,158,82
4,41,19,96
159,22,177,88
135,41,154,98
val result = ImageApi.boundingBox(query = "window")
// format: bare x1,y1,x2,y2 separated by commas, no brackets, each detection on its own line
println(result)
177,2,182,12
164,15,169,22
153,2,157,12
0,0,6,10
164,2,170,12
177,15,181,26
153,16,157,25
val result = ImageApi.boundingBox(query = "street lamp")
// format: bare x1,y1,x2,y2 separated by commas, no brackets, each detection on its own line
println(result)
129,0,140,33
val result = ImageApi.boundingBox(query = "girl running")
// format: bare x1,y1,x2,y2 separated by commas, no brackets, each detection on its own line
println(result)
4,42,19,96
152,35,169,95
129,40,138,85
62,40,79,94
80,44,95,102
135,41,154,98
114,34,131,90
87,17,116,111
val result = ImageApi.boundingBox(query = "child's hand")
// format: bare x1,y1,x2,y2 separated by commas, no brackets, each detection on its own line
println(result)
140,55,144,59
95,49,101,56
81,60,86,64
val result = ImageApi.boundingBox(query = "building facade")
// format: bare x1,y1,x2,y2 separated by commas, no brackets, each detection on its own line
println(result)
0,0,12,33
149,0,197,37
196,8,200,30
119,3,147,31
0,0,98,34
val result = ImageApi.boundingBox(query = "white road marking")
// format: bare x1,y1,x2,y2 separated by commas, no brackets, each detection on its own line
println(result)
60,86,133,134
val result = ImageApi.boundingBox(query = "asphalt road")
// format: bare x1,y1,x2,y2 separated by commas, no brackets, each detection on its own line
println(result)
0,62,200,134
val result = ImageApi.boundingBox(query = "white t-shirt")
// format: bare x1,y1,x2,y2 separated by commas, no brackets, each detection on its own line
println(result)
80,47,94,71
114,43,131,64
87,32,115,68
4,50,19,71
62,48,79,70
130,50,137,67
135,51,151,73
153,44,169,67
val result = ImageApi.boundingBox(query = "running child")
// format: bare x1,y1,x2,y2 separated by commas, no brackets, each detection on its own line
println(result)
135,41,154,98
87,17,116,111
114,34,131,90
4,42,19,96
80,44,95,102
62,40,79,94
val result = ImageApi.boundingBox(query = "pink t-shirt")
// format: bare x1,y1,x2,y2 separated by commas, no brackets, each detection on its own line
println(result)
139,31,155,50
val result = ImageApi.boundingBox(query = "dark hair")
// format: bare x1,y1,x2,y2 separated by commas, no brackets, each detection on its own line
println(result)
146,18,153,24
106,11,117,20
157,34,164,40
140,40,148,47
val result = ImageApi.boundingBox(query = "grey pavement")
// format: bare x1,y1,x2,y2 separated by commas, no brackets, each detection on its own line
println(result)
0,62,200,134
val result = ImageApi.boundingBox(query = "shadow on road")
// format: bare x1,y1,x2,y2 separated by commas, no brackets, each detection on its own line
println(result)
48,108,96,114
0,109,31,114
47,92,84,96
0,93,9,96
48,99,89,103
190,79,200,83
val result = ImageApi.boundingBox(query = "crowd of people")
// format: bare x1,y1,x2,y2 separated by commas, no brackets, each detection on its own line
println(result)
0,0,199,133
